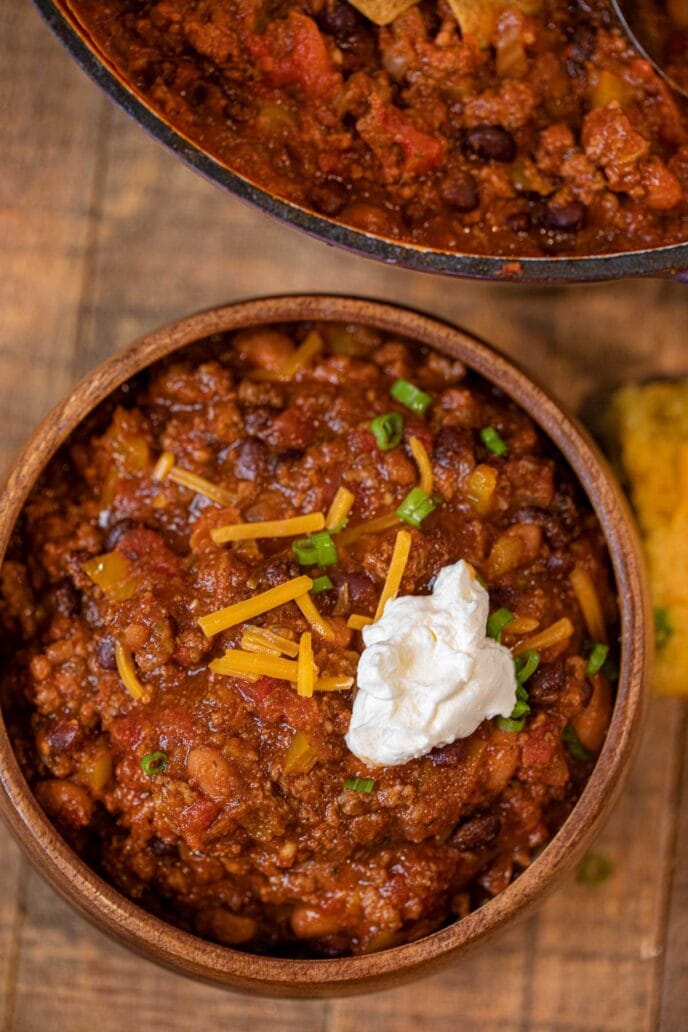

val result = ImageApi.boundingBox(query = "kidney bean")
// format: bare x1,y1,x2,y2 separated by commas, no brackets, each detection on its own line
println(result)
467,126,516,163
232,437,269,482
452,813,502,851
434,426,475,477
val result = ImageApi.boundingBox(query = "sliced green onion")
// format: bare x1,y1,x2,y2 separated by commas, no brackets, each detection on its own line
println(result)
396,486,437,528
390,378,432,415
499,677,531,731
515,649,540,684
562,724,591,761
343,776,376,793
292,531,338,567
310,575,334,594
370,412,404,451
496,715,526,733
480,426,508,456
654,607,673,651
487,608,515,642
141,751,169,776
586,643,609,677
576,852,613,885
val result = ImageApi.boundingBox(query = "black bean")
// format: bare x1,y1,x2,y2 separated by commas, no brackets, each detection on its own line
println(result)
528,660,567,705
545,201,586,232
95,634,117,671
434,426,475,477
467,125,516,163
104,519,137,552
441,169,479,212
316,0,362,37
310,178,349,217
452,813,502,851
507,211,531,233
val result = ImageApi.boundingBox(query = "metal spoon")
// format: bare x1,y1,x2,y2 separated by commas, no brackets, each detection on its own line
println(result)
611,0,688,99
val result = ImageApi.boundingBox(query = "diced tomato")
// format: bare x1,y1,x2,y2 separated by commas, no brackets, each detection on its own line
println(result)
240,677,319,732
249,11,341,100
177,796,221,848
358,96,445,179
116,528,181,577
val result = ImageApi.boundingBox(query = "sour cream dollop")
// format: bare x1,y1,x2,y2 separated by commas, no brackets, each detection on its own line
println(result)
345,560,517,767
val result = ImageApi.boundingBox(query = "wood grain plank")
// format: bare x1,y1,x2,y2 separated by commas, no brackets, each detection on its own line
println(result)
0,0,115,1026
0,0,109,456
12,870,329,1032
524,699,685,1032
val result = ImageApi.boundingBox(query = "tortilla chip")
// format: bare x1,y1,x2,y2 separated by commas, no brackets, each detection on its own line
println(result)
346,0,418,25
447,0,542,48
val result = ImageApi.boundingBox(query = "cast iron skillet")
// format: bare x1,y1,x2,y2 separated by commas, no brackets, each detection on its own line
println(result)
34,0,688,283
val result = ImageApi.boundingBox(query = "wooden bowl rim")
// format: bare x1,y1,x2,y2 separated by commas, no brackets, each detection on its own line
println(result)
0,295,651,995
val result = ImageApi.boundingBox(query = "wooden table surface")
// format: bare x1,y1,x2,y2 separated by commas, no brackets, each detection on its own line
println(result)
2,1,688,1028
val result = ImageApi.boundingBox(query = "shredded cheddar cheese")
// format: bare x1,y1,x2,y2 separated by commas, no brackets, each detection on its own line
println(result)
295,592,335,640
502,615,540,637
114,641,146,701
211,512,324,544
409,436,434,494
198,575,313,637
167,466,235,508
375,529,412,621
347,614,373,630
337,512,401,546
570,565,607,643
241,625,300,658
297,632,315,697
513,617,575,657
315,675,355,692
152,450,175,481
325,486,355,531
279,330,324,378
210,649,298,681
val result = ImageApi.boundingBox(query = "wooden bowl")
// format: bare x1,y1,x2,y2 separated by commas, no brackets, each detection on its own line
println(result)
0,296,651,996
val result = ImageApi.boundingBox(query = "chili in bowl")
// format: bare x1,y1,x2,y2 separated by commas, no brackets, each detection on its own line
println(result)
0,296,649,994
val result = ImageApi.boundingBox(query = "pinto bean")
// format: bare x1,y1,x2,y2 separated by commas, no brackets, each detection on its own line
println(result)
291,905,342,939
187,746,236,803
36,778,93,828
197,907,257,945
570,677,612,752
235,329,295,371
